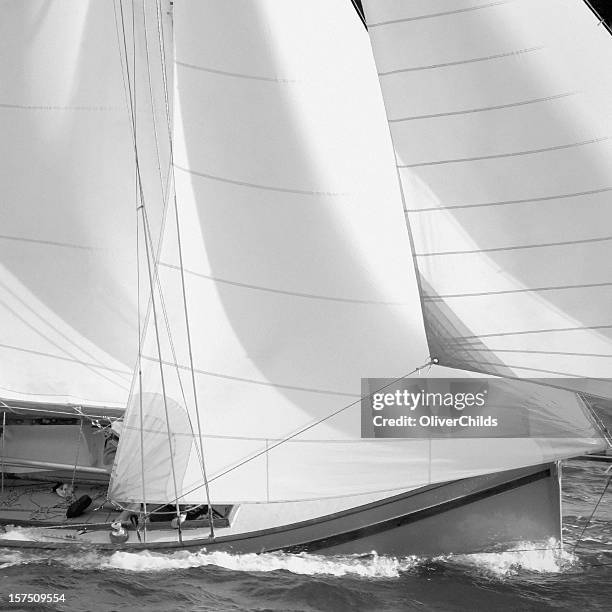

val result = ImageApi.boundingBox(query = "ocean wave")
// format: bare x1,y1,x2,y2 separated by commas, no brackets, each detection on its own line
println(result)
103,550,420,578
0,539,582,579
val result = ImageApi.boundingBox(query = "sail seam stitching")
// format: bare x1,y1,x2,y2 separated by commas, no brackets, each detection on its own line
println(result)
406,186,612,212
399,137,609,167
423,281,612,298
415,234,612,256
457,358,612,380
388,92,576,122
452,325,612,339
0,343,132,376
174,163,347,196
0,235,95,250
368,1,514,27
175,60,297,83
159,262,409,305
377,46,543,75
453,348,612,358
139,355,361,398
0,103,122,112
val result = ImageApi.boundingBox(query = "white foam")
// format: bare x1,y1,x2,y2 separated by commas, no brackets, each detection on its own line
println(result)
0,551,28,569
102,549,418,578
445,539,578,576
0,538,582,578
0,526,40,542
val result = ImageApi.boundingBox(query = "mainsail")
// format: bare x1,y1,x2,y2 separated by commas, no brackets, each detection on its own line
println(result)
108,0,606,506
0,1,169,408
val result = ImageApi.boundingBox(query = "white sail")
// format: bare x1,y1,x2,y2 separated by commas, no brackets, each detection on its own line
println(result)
362,0,612,397
109,0,604,506
0,0,169,407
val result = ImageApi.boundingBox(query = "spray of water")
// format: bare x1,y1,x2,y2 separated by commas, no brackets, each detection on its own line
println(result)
0,527,579,579
443,539,578,576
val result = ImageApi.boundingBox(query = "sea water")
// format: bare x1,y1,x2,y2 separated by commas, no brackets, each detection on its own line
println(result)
1,460,610,611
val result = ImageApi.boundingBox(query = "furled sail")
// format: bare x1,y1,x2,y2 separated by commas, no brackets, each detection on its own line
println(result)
361,0,612,398
0,0,169,408
109,0,604,506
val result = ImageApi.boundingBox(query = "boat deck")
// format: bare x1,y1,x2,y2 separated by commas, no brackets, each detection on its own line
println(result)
0,476,117,528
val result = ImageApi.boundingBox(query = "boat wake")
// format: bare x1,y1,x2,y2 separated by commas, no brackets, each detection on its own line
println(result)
0,537,579,578
443,539,577,576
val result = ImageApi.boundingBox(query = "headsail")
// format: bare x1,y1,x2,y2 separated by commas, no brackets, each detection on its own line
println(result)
109,0,604,506
362,0,612,398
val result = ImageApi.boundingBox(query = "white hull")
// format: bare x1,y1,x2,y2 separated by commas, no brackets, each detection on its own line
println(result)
0,463,561,556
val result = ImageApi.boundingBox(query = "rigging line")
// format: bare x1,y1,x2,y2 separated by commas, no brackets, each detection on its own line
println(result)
139,3,192,417
136,201,147,543
399,136,609,168
115,0,146,398
415,234,612,256
113,0,174,210
142,1,167,212
119,0,182,539
168,360,433,505
156,0,215,537
388,92,576,123
140,202,183,542
572,473,612,553
377,46,543,76
170,134,215,539
141,200,208,478
116,0,171,407
70,417,84,490
368,1,513,27
1,411,5,494
0,406,120,421
406,186,612,212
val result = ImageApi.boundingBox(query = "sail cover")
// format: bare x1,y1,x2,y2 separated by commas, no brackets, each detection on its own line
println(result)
0,0,168,408
109,0,605,506
362,0,612,398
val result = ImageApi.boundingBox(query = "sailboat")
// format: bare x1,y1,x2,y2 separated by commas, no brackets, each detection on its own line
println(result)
1,0,611,555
